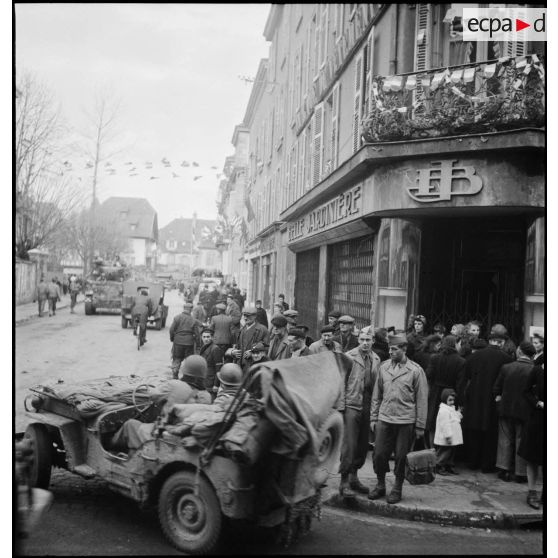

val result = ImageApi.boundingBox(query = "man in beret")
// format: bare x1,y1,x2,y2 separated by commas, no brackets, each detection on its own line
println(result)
169,302,204,379
459,332,514,472
327,310,342,335
209,302,235,354
255,299,268,329
339,329,381,497
492,341,536,482
287,328,311,357
333,315,359,353
226,306,269,374
309,325,342,354
268,314,292,360
369,333,428,504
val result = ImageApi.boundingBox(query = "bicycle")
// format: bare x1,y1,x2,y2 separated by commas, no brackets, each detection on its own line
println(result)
133,316,141,350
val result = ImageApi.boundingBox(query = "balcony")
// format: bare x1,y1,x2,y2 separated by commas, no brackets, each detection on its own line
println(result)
362,54,545,143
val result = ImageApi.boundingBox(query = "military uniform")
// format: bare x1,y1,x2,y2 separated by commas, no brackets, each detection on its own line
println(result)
169,310,203,379
131,293,154,345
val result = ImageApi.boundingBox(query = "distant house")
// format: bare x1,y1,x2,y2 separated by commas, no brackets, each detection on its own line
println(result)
100,197,158,269
158,214,219,272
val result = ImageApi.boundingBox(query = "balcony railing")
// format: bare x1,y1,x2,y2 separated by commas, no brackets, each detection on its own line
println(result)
362,54,545,143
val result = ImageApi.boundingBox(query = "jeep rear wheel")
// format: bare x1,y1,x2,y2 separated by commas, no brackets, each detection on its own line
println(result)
85,301,95,315
158,470,222,555
24,424,53,489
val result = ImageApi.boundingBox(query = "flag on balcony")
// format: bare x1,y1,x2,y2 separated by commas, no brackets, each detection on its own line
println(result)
463,67,476,83
405,75,417,90
390,76,404,91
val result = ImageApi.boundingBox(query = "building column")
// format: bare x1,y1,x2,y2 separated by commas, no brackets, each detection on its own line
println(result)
316,244,329,328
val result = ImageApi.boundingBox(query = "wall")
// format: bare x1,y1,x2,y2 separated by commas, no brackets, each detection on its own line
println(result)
131,238,146,266
16,259,38,305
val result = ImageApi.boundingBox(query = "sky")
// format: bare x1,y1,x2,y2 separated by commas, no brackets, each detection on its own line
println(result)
14,3,271,227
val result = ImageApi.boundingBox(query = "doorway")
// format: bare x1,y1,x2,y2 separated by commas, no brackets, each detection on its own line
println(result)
418,217,526,340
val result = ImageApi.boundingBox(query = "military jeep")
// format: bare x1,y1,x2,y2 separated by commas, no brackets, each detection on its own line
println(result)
20,352,349,554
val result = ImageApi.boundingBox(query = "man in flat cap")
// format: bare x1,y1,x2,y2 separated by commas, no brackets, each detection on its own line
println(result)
287,328,311,357
459,331,513,473
327,310,342,335
268,314,292,360
309,325,342,354
209,302,235,353
226,306,269,375
255,299,268,329
297,324,314,347
245,341,270,372
283,309,299,333
333,315,359,353
492,341,535,482
169,302,204,379
369,333,428,504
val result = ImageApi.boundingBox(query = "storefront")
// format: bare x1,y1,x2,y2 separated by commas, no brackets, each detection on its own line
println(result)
285,131,545,341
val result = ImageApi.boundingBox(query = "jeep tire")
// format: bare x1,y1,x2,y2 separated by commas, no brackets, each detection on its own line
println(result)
158,470,222,555
24,423,53,489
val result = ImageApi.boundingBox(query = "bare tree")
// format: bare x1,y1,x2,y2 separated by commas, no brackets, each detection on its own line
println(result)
15,71,84,259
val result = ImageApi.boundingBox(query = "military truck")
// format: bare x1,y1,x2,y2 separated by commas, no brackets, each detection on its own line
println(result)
83,260,131,315
120,280,169,330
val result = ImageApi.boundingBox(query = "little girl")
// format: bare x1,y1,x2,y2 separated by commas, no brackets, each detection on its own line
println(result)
434,389,463,475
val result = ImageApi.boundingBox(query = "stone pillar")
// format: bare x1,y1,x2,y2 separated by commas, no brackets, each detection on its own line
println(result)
316,244,329,329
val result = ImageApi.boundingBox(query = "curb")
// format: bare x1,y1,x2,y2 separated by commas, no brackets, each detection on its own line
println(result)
323,493,543,530
15,301,83,326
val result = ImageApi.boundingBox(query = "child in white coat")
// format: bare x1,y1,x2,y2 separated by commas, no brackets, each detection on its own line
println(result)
434,389,463,475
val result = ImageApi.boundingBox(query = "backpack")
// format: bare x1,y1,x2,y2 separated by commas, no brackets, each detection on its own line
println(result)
405,448,436,485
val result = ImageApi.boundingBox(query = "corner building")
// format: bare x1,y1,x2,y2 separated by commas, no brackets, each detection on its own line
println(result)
236,4,545,342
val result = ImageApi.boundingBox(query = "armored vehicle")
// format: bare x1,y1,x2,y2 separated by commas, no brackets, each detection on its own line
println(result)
84,260,131,315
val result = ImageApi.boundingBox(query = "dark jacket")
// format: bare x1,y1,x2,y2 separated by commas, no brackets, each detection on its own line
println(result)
493,356,534,422
255,307,268,329
209,313,234,345
372,340,389,362
425,349,466,432
199,342,224,390
131,294,154,317
332,332,359,353
35,281,49,301
233,322,269,369
169,312,202,346
460,345,513,431
268,334,291,361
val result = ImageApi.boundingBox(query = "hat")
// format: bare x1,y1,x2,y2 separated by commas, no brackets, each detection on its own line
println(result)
519,341,536,357
242,306,257,315
287,328,306,339
414,314,427,325
297,324,309,332
440,389,456,404
328,310,342,319
255,299,262,304
388,333,408,347
338,315,355,324
271,314,288,328
201,328,213,335
283,309,299,318
179,355,207,379
321,325,335,334
215,302,226,310
488,332,505,341
490,323,508,337
285,316,297,325
251,342,268,352
184,302,194,309
226,293,233,298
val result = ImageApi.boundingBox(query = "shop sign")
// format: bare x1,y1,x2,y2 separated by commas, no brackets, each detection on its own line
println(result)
407,160,483,203
288,185,362,242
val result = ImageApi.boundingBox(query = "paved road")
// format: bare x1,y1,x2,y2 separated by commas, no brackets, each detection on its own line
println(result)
17,468,542,556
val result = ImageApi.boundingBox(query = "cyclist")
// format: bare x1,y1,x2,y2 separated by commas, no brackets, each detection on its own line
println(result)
130,287,154,347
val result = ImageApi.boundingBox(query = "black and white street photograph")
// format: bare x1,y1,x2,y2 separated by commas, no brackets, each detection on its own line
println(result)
13,3,547,555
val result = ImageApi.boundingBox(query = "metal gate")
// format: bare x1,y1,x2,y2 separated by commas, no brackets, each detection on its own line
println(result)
327,236,375,332
295,248,320,339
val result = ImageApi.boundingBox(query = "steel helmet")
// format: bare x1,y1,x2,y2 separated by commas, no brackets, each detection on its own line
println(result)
179,355,207,379
217,363,243,387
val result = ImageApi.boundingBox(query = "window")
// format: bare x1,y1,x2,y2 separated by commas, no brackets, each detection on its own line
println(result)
352,51,365,153
323,83,340,176
334,4,344,42
166,239,177,250
319,4,329,69
311,103,324,185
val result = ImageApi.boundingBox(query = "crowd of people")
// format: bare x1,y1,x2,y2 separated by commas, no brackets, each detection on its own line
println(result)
164,285,545,512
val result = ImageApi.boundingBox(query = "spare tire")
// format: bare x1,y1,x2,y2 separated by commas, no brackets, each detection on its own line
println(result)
314,411,343,483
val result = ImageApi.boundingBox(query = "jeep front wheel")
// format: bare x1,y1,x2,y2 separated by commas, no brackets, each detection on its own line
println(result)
158,470,222,555
24,423,53,489
85,301,94,315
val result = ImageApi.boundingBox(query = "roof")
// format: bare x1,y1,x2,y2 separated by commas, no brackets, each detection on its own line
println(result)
100,197,158,241
159,217,218,253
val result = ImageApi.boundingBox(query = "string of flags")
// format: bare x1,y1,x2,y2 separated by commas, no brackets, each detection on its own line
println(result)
371,54,544,112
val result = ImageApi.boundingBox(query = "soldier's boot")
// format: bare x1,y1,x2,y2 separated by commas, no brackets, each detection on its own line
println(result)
171,359,181,380
349,472,369,494
339,474,356,498
387,478,403,504
368,475,386,500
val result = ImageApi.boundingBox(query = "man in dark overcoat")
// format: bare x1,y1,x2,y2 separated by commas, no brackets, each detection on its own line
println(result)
255,299,269,329
169,302,203,379
225,306,269,375
460,332,513,472
209,303,234,353
199,328,225,398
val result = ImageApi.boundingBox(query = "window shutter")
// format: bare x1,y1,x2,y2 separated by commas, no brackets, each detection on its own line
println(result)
298,131,305,198
314,10,321,80
352,52,364,154
292,142,298,204
284,150,291,210
305,123,312,191
331,83,340,169
312,103,324,185
506,41,525,58
413,4,432,110
367,29,375,112
320,4,329,68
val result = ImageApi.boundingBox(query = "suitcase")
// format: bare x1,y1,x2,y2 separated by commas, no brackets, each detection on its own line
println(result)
405,448,436,485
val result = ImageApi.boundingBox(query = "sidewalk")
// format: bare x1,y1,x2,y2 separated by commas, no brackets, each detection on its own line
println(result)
15,295,82,326
323,456,544,530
